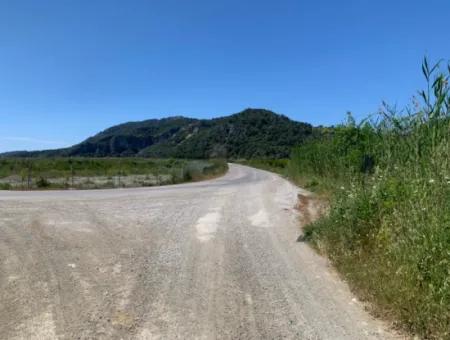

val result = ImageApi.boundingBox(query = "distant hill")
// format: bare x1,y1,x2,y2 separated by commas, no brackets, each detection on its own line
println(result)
1,109,314,159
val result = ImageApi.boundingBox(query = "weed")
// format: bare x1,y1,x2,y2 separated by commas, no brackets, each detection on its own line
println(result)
294,58,450,339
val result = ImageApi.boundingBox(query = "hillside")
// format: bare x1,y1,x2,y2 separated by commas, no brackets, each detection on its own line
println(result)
2,109,313,159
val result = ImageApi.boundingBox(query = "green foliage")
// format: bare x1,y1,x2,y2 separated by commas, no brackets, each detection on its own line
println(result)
294,58,450,339
36,177,50,188
1,109,313,160
168,109,313,159
0,183,11,190
289,120,377,180
0,158,228,190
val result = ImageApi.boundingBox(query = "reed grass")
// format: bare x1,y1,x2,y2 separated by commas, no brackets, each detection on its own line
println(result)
291,58,449,339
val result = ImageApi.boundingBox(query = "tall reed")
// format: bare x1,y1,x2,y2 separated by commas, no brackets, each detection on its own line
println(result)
290,58,449,339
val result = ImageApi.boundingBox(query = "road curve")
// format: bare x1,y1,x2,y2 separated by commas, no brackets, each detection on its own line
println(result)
0,164,397,339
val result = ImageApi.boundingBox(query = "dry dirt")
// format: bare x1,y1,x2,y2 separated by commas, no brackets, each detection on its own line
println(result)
0,164,400,339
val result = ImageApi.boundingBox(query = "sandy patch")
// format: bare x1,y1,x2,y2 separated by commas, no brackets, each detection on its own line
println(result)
195,212,221,242
249,209,270,228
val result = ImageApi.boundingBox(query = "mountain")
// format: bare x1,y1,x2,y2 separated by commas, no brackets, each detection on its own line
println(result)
1,109,314,159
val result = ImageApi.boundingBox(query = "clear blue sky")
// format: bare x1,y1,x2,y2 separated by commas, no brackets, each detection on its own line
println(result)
1,0,449,152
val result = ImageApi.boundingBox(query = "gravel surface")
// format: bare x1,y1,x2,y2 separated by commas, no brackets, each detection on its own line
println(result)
0,164,399,339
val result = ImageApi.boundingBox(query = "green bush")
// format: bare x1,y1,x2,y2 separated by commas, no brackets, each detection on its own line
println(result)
36,177,50,188
296,58,450,339
0,183,11,190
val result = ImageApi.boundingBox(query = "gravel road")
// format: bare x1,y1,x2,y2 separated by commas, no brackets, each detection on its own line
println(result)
0,164,398,339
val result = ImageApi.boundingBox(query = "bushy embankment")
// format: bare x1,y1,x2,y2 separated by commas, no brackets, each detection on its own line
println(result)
290,60,450,339
0,158,227,190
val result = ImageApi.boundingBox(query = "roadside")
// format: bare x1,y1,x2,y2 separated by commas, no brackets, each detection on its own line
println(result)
234,159,329,231
234,60,450,339
237,159,413,338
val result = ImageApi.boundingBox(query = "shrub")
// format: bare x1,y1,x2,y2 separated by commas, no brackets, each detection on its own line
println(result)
36,177,50,188
0,183,11,190
297,58,450,339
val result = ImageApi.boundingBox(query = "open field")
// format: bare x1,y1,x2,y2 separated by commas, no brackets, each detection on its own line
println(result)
0,158,227,190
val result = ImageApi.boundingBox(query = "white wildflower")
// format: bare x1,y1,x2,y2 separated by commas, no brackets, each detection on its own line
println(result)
429,179,435,184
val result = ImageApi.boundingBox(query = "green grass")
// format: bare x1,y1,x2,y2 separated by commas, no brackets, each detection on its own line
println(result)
288,58,450,339
0,157,227,190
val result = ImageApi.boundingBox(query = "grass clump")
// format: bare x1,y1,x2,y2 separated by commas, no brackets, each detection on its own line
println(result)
291,58,450,339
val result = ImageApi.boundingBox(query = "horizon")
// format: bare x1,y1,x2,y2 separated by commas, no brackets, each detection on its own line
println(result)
1,0,450,152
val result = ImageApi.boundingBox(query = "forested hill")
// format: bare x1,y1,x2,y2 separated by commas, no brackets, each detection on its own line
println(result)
1,109,314,159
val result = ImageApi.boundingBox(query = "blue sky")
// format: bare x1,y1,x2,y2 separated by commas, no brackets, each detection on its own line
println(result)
0,0,449,152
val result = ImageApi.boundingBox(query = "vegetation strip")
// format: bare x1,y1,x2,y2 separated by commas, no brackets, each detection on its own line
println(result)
0,158,227,190
241,59,450,339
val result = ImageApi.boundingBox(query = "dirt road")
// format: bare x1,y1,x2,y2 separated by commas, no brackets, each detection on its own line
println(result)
0,164,396,339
